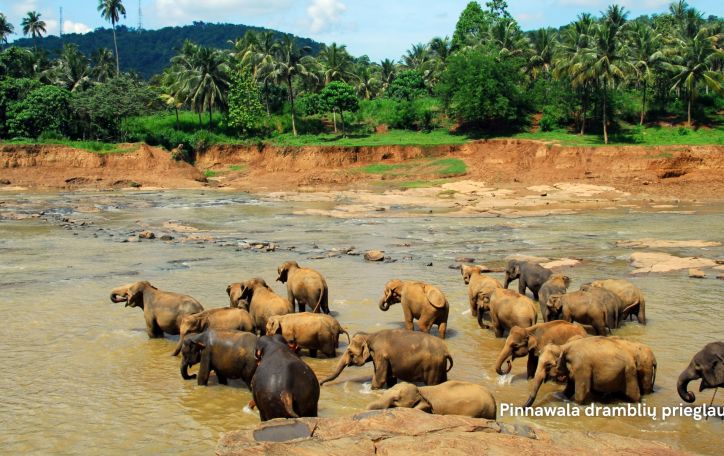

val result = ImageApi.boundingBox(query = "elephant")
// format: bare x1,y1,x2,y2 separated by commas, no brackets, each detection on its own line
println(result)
250,334,320,421
319,329,453,389
586,279,646,325
545,287,621,335
266,312,350,358
524,336,641,406
172,307,255,356
379,279,449,339
277,261,329,314
479,288,538,337
494,321,588,378
110,281,204,338
538,274,570,322
609,337,657,394
228,278,294,335
366,381,496,419
677,341,724,403
460,264,503,318
503,259,552,301
179,329,257,387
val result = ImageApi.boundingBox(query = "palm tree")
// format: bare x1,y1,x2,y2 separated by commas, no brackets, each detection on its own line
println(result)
91,48,116,82
21,11,46,50
353,64,380,100
528,28,558,80
379,58,397,92
489,18,530,58
267,36,318,136
571,6,629,144
233,31,279,115
665,26,723,126
187,46,230,128
628,21,663,124
97,0,126,75
0,13,14,49
318,42,353,84
403,43,432,71
46,44,91,92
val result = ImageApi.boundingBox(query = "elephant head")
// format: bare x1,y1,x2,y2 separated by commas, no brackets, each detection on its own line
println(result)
266,316,283,336
460,264,485,285
226,283,246,309
179,335,205,380
276,261,300,283
546,294,564,321
172,314,205,356
549,274,571,289
503,260,520,289
677,342,724,403
110,281,154,308
495,326,536,375
236,278,270,309
523,344,564,407
320,332,371,385
366,382,431,412
379,279,404,311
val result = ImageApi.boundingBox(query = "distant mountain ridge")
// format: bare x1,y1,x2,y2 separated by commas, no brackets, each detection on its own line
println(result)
12,22,324,79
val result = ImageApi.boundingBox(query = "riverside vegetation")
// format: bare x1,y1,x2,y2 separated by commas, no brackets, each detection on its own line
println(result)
0,0,722,158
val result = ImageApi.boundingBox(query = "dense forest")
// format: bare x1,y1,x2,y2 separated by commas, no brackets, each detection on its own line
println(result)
0,0,721,152
9,22,323,80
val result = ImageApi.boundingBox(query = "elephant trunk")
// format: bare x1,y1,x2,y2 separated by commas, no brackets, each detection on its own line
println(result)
378,298,390,311
110,288,127,303
523,366,547,407
366,397,389,410
180,359,196,380
320,351,350,385
494,346,514,376
503,273,512,289
677,367,698,403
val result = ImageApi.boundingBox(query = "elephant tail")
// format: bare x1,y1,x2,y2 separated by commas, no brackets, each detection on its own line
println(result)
340,327,351,344
280,391,299,418
312,286,328,314
445,354,454,372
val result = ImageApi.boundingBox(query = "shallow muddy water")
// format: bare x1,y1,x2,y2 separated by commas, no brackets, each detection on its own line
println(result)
1,190,722,454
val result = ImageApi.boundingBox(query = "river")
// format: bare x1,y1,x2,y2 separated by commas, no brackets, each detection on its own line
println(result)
0,190,722,454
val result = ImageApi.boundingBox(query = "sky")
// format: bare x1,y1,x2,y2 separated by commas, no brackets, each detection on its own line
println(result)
1,0,722,61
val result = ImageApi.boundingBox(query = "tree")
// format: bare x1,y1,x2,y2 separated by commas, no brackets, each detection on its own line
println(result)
227,70,264,134
628,21,663,124
379,58,397,92
528,28,557,80
187,46,230,128
234,30,279,115
386,70,426,101
353,64,380,100
0,77,41,135
91,48,116,82
21,11,46,50
45,44,91,92
267,35,318,136
438,47,530,127
318,42,353,84
319,81,359,136
0,13,14,49
97,0,126,75
451,2,491,50
0,46,36,78
7,85,72,138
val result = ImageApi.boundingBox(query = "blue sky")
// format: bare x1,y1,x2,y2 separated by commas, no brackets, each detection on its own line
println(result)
1,1,722,61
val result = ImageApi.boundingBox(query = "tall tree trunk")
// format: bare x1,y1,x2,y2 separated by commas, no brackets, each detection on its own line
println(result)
287,76,297,136
580,92,587,135
198,110,202,128
640,81,646,126
112,22,119,75
340,110,345,137
264,80,270,116
209,106,213,129
332,109,337,133
687,94,692,127
175,107,179,130
602,88,608,145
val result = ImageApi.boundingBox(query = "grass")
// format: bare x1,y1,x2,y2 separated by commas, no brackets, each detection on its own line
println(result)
399,179,452,189
354,157,467,179
268,129,470,147
228,164,246,172
204,170,218,178
1,138,138,154
511,124,724,146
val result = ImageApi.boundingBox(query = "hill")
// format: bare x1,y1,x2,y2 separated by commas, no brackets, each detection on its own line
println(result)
12,22,324,79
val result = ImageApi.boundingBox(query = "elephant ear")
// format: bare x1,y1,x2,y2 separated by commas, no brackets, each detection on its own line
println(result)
701,353,724,390
268,319,281,335
425,286,447,309
361,339,371,362
413,393,433,413
562,276,571,288
527,335,538,353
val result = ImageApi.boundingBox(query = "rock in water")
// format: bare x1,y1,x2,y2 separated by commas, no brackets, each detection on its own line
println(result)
139,231,156,239
364,250,385,262
688,268,706,278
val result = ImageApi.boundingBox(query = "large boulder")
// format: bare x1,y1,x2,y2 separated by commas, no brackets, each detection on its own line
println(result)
630,252,716,274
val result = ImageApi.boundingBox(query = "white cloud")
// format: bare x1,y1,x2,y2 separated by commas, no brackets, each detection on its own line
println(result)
152,0,296,26
553,0,669,8
307,0,347,33
63,20,92,34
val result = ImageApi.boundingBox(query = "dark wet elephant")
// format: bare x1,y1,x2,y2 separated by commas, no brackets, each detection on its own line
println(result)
179,329,257,387
504,260,552,301
250,335,320,421
677,341,724,403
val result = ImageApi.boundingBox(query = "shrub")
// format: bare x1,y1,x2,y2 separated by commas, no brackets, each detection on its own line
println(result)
7,85,73,138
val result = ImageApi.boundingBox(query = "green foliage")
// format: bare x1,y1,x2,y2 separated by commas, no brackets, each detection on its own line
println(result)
512,124,724,146
320,82,359,114
227,71,264,134
386,70,427,101
357,97,441,131
296,93,325,116
268,129,469,147
452,2,491,50
0,78,42,135
438,47,530,127
0,47,36,78
7,85,72,138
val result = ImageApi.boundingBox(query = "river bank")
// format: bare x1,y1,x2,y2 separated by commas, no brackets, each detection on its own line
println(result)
1,140,723,217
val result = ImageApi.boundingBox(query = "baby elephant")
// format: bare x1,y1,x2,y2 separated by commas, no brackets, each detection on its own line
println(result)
277,261,329,314
172,307,255,356
266,312,349,358
366,381,497,419
179,329,257,387
379,279,449,339
251,335,320,421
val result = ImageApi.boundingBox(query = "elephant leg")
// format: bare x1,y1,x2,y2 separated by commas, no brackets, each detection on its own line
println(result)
593,320,607,336
563,380,575,398
309,348,318,358
527,354,538,379
437,321,447,339
298,301,306,313
469,292,478,317
371,357,390,389
477,310,489,329
217,373,228,385
518,279,527,296
490,313,503,338
418,318,432,334
197,351,212,386
574,367,592,403
625,365,642,402
146,318,163,338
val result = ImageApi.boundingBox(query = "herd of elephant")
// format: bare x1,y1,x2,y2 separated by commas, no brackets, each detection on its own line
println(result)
108,258,724,422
